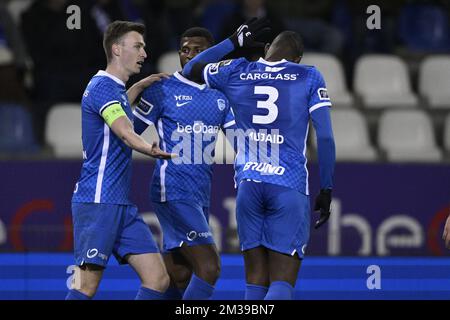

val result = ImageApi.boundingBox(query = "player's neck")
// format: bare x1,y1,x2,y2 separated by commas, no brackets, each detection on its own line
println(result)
264,54,284,63
264,54,298,64
105,64,129,84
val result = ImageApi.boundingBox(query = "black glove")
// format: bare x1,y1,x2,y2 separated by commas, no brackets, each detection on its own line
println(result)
228,17,271,49
314,189,332,229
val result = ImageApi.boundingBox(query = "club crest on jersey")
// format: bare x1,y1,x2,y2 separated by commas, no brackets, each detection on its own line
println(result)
318,88,330,100
217,99,226,111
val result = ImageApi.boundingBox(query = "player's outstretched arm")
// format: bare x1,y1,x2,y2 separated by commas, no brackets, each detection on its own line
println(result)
127,73,169,106
110,116,174,159
311,107,336,229
443,214,450,248
182,17,271,82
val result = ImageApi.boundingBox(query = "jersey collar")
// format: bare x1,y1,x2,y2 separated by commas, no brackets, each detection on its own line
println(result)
173,71,206,90
95,70,126,87
257,57,288,66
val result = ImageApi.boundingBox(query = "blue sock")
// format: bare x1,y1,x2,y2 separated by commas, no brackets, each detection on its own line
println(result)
65,289,91,300
162,286,183,300
245,284,269,300
182,274,215,300
264,281,294,300
135,286,165,300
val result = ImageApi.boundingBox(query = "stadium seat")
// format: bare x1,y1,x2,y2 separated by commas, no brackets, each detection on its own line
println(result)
311,109,377,161
199,0,237,41
419,55,450,109
0,47,13,65
444,113,450,154
398,4,450,52
132,124,159,160
354,55,418,108
156,51,180,74
0,103,39,153
45,104,82,158
378,110,442,162
6,0,33,24
301,53,354,107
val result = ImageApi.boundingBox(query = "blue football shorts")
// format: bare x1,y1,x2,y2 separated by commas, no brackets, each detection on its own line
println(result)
236,180,311,258
71,202,159,267
152,200,215,253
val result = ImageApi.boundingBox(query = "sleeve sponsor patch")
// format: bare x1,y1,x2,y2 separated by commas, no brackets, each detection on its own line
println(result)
318,88,330,101
208,59,233,75
136,98,154,115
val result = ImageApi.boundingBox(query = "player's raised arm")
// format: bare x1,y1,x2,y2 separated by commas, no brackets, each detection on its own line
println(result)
101,103,173,159
182,17,271,83
308,68,336,229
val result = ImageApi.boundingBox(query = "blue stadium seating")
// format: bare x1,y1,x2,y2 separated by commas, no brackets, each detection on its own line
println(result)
199,0,237,41
398,4,450,52
0,104,39,153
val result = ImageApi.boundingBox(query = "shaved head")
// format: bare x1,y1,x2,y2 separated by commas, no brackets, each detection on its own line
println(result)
265,31,304,63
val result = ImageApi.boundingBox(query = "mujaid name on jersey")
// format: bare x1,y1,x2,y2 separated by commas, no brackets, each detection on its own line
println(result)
243,161,285,175
176,121,219,134
239,72,298,81
249,131,284,144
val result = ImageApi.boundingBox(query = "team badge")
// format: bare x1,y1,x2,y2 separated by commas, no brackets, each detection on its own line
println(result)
217,99,226,111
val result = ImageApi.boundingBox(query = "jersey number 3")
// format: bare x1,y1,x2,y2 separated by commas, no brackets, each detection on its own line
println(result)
252,86,279,124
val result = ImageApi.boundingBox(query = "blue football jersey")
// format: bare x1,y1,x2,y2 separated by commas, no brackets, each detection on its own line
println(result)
203,57,332,195
133,71,235,206
72,71,134,205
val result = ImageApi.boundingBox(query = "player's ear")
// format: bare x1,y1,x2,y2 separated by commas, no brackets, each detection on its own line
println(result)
294,55,302,64
112,43,121,58
264,43,270,55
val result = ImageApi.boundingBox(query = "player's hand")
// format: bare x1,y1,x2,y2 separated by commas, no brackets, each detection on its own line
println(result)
149,141,177,159
442,214,450,249
228,17,271,49
138,73,170,89
314,189,332,229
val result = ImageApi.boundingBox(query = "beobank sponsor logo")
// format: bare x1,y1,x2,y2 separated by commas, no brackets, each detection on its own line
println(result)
326,199,450,256
176,121,219,134
1,198,449,255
